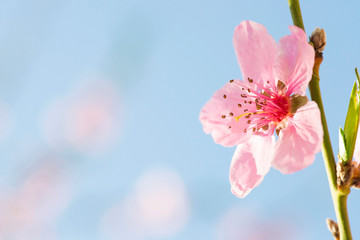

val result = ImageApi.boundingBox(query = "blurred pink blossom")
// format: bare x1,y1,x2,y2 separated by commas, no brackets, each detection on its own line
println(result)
41,78,122,154
0,157,72,240
100,167,190,240
215,206,304,240
199,21,323,198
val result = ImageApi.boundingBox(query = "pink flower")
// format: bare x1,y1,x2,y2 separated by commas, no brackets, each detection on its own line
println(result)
199,21,323,198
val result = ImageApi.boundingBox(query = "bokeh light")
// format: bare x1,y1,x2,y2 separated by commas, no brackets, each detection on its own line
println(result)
40,78,122,155
0,156,72,239
100,167,190,240
215,206,303,240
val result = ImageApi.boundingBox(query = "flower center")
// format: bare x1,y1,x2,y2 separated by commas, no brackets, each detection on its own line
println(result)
263,94,290,123
231,79,292,133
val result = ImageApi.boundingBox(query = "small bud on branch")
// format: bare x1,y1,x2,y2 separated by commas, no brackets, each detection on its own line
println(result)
326,218,340,240
310,28,326,53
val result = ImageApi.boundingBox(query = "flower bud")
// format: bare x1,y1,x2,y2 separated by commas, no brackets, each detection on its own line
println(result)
310,28,326,53
326,218,339,240
336,161,353,189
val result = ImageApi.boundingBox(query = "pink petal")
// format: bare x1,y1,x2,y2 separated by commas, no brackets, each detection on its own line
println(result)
275,26,315,95
272,101,323,174
233,21,278,90
199,80,257,147
230,134,274,198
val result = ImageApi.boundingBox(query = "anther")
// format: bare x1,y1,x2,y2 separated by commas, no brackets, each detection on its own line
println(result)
223,94,227,99
221,115,226,119
247,89,251,93
253,128,256,132
244,109,248,112
228,126,232,129
248,101,252,104
238,104,242,107
248,78,254,83
245,114,251,119
229,112,233,116
241,94,247,98
243,129,247,133
244,100,247,103
229,79,234,83
247,120,251,124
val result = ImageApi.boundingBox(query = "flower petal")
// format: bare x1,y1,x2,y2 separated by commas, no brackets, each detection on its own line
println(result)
272,101,323,174
233,21,278,89
199,80,257,147
230,134,274,198
275,26,315,95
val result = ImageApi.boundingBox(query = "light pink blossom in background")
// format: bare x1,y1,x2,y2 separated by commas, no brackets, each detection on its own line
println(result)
99,167,190,240
199,21,323,198
215,206,304,240
41,78,122,155
0,157,72,240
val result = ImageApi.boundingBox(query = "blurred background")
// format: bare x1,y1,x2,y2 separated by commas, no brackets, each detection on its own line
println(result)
0,0,359,239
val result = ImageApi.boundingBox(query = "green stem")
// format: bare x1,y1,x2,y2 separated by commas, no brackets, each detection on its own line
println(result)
334,192,352,239
287,0,352,239
310,71,352,240
309,68,337,190
287,0,305,31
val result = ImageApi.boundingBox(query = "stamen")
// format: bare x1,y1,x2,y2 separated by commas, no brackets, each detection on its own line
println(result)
230,78,291,131
234,113,249,121
232,80,274,100
234,111,266,121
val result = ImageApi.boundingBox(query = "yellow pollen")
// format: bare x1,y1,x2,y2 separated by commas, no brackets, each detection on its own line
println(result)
234,111,266,121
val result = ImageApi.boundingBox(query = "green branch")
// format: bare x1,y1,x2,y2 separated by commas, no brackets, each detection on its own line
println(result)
287,0,352,239
287,0,305,31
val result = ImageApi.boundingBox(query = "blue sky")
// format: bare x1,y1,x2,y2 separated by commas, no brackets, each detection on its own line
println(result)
0,0,360,239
